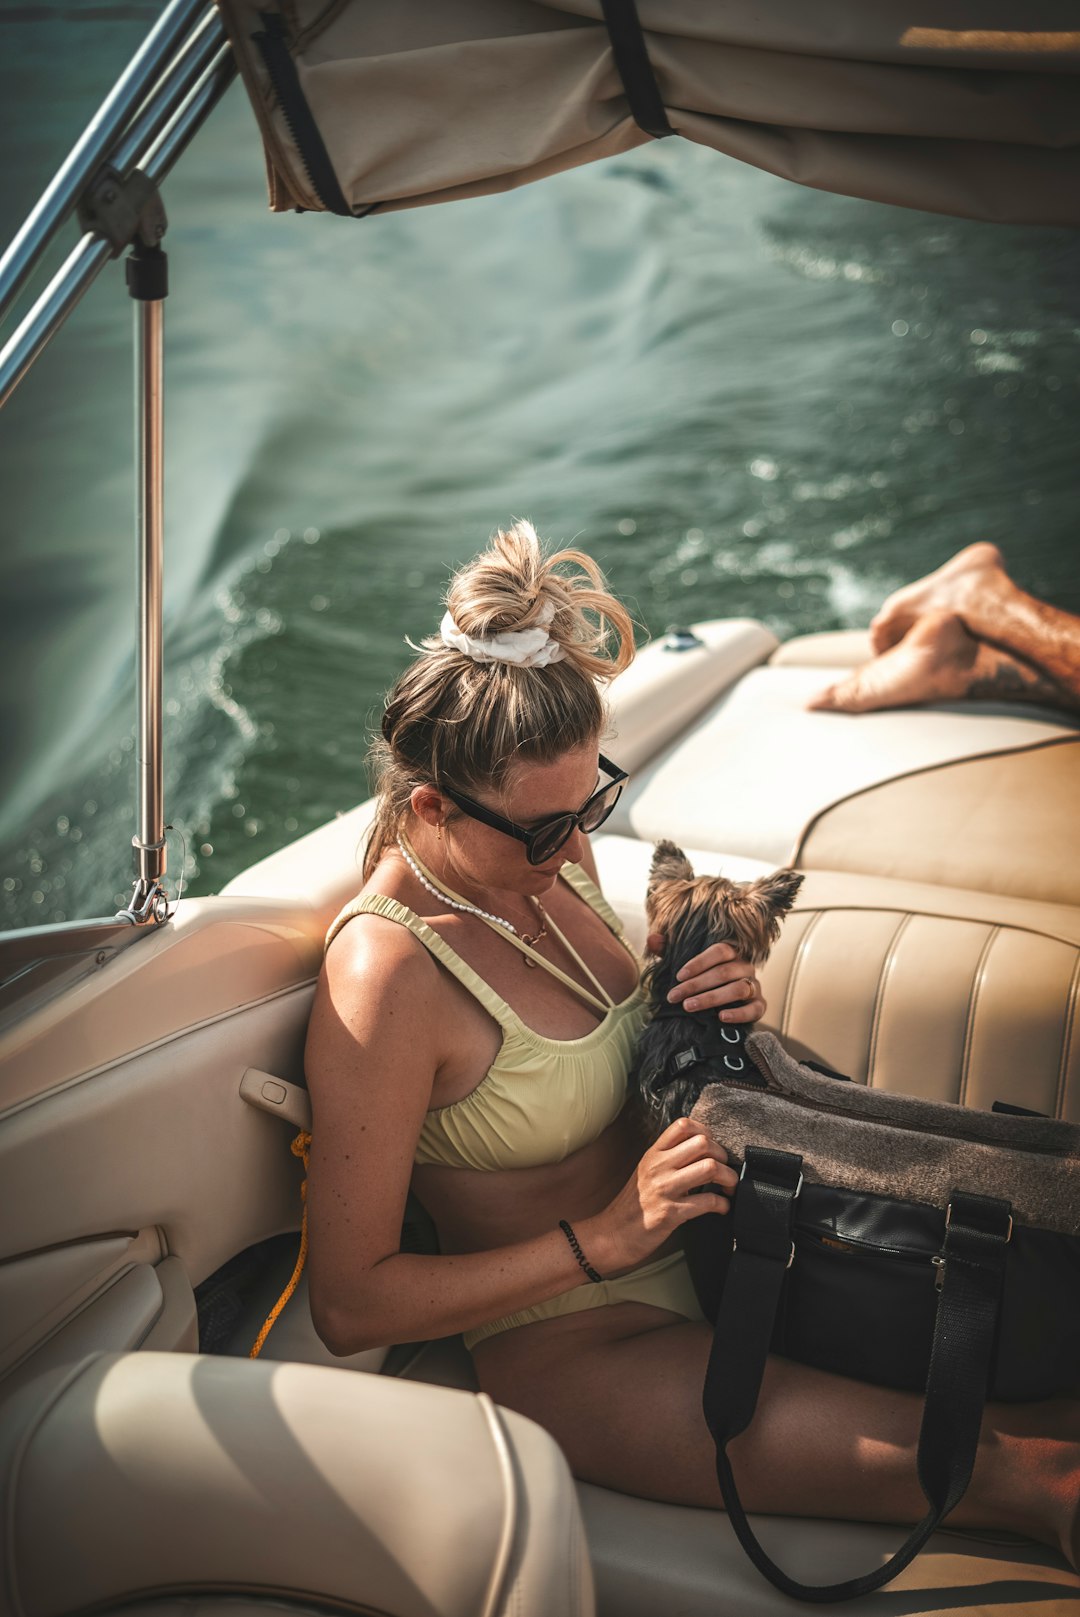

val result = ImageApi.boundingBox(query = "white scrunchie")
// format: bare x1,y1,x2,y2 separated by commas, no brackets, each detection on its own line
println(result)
439,597,566,667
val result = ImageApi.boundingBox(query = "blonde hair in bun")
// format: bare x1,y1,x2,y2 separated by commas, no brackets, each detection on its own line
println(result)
364,519,635,876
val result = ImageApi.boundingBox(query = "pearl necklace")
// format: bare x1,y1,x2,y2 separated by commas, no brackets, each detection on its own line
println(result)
396,838,549,959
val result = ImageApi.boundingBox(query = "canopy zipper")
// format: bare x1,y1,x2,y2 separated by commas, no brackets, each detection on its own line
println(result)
252,11,351,216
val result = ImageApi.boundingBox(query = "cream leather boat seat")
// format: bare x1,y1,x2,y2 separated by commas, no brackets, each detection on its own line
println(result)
394,1332,1080,1616
0,1351,595,1617
207,656,1080,1613
768,627,875,667
606,637,1080,908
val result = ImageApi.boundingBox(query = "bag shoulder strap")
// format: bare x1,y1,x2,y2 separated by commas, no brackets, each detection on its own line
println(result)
702,1149,1013,1603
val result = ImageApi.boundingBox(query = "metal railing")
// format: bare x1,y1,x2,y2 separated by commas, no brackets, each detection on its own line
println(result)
0,1,233,403
0,0,238,1010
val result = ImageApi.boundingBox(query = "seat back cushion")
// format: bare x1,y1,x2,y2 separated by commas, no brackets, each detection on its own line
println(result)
761,874,1079,1119
795,737,1080,907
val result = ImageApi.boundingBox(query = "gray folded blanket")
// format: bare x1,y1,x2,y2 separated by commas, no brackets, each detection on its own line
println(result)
689,1030,1080,1237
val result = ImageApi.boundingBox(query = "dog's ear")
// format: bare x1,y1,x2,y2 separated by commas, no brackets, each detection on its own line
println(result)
648,840,694,896
722,868,805,965
745,868,804,916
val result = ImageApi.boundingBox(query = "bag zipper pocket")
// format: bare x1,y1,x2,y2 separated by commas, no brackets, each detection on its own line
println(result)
795,1225,934,1265
796,1226,951,1290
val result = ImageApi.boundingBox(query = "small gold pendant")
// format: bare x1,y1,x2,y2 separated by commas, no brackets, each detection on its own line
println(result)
520,901,547,964
519,925,548,960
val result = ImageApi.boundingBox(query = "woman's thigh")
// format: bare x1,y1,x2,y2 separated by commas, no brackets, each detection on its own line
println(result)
471,1302,911,1519
471,1302,725,1508
472,1303,1080,1546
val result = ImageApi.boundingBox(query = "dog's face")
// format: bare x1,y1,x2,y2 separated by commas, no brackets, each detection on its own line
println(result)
630,842,805,1135
645,840,804,969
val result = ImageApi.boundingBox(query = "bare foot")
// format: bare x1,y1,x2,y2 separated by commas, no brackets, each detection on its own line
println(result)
869,542,1009,654
926,1394,1080,1573
809,611,987,713
806,610,1075,716
1044,1411,1080,1573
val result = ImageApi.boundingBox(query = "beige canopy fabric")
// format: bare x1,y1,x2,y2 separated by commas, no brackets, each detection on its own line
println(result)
214,0,1080,227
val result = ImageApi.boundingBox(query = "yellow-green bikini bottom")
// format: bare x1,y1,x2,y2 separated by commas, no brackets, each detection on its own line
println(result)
463,1248,705,1351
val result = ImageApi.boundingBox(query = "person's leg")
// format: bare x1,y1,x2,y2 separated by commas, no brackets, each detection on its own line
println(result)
807,609,1080,716
472,1303,1080,1568
867,542,1080,698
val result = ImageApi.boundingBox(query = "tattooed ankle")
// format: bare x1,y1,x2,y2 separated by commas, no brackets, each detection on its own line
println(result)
968,655,1074,710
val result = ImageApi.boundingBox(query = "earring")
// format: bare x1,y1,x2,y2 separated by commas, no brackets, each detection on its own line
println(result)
436,821,443,842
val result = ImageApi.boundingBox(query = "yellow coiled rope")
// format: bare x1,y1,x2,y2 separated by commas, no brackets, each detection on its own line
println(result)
249,1128,311,1359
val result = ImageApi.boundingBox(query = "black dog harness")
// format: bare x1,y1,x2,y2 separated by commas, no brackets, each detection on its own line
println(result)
643,999,763,1093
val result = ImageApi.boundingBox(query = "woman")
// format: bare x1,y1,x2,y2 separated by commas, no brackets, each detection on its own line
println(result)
304,521,1078,1566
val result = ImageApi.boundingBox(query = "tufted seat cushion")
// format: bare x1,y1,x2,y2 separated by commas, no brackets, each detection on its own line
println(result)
755,871,1080,1117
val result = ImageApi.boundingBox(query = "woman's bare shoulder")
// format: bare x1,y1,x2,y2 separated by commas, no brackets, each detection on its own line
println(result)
315,907,442,1049
321,855,436,997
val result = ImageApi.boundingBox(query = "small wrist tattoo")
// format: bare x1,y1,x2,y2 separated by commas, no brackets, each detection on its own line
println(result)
559,1218,604,1284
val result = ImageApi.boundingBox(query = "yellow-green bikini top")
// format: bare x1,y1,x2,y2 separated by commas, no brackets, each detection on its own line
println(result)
324,842,650,1172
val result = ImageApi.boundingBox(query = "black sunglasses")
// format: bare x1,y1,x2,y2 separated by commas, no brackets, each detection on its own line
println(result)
441,754,629,865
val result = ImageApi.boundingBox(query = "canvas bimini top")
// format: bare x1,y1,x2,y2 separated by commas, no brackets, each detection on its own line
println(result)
215,0,1080,227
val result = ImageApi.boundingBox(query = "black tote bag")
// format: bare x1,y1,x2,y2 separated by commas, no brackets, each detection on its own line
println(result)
683,1030,1080,1603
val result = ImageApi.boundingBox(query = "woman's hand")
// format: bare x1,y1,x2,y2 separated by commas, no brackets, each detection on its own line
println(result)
588,1117,737,1272
645,931,767,1024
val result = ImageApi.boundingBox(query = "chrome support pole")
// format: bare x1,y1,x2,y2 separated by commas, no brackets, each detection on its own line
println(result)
119,244,169,924
0,236,113,410
0,8,235,1005
0,0,211,326
143,44,237,180
111,7,225,180
0,43,235,412
135,294,166,897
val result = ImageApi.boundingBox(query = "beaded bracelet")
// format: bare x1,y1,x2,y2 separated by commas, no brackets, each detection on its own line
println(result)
558,1219,604,1284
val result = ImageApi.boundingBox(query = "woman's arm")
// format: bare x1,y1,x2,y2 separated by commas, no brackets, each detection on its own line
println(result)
304,916,734,1355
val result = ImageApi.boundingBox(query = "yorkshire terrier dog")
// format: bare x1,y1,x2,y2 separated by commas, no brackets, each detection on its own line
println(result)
630,840,804,1132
